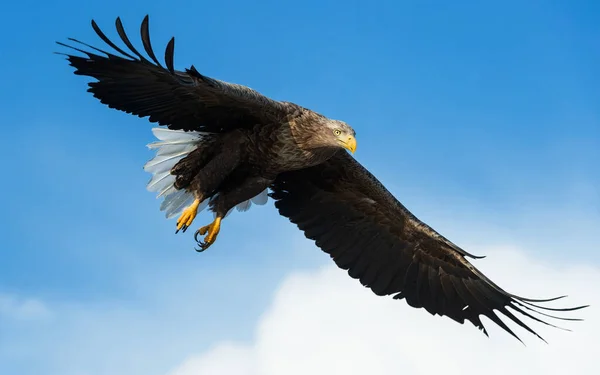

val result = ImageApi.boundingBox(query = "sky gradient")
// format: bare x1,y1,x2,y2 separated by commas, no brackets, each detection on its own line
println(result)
1,1,599,374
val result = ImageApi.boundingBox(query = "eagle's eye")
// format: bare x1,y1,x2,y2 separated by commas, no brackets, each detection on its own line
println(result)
333,129,342,136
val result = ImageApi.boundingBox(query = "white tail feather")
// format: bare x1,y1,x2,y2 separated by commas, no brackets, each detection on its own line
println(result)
145,128,203,219
150,127,203,142
145,127,269,221
154,143,197,156
160,190,189,213
143,151,192,172
157,183,177,198
147,171,173,193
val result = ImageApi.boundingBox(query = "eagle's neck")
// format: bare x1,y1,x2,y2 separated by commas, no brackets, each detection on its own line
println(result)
292,117,338,165
267,113,337,171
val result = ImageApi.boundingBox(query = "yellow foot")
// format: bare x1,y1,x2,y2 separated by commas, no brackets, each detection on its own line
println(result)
175,199,201,234
194,216,222,252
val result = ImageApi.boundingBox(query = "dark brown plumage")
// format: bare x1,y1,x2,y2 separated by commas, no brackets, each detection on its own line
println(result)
57,15,588,343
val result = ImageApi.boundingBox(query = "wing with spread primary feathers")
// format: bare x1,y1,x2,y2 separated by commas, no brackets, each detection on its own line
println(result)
270,150,588,342
57,15,291,133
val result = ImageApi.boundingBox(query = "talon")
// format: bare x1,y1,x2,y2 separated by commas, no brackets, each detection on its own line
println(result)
176,199,201,234
193,216,222,251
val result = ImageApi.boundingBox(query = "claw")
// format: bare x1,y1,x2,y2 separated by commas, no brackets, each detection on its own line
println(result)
193,216,222,251
176,224,189,234
176,198,201,234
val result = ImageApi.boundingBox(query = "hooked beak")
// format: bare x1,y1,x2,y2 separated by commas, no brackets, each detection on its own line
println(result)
341,135,357,154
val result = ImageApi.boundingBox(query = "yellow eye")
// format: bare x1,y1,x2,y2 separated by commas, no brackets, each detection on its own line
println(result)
333,129,341,136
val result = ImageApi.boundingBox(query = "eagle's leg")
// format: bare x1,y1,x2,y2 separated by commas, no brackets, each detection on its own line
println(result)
174,134,245,235
194,176,274,252
194,216,222,251
175,196,203,234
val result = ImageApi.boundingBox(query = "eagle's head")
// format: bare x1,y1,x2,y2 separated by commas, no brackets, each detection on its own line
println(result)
320,119,357,154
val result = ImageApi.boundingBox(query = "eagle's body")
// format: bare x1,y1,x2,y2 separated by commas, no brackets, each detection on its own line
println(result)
145,99,354,243
58,15,587,343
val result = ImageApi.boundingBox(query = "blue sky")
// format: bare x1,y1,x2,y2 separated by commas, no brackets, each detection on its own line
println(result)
1,1,599,374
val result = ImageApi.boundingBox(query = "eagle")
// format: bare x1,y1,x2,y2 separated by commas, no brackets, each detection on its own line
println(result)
57,15,588,343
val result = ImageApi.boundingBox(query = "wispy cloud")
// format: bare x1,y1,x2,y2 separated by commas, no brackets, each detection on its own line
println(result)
0,294,51,321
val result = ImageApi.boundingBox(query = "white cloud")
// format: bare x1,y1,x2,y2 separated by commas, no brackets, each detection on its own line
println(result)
169,246,599,375
1,241,597,375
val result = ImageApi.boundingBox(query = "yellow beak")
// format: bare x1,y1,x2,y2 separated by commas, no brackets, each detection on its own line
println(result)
342,135,357,154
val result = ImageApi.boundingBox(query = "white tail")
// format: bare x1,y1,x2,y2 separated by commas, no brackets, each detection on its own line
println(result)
144,127,268,220
145,128,206,219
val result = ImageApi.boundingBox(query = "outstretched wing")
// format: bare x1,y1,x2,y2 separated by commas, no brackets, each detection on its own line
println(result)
270,150,588,342
57,15,293,133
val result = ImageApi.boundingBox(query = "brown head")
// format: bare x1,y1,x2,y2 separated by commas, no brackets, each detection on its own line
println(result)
306,119,357,154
